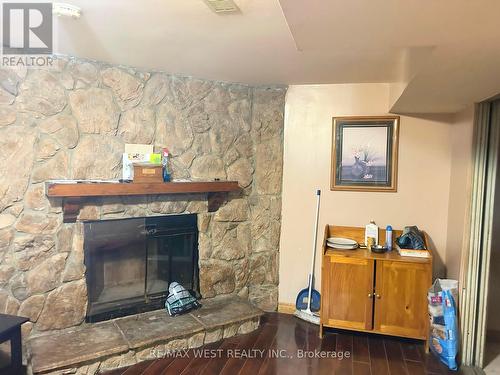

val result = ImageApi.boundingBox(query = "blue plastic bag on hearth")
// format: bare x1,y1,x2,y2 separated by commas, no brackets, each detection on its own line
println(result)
428,279,459,371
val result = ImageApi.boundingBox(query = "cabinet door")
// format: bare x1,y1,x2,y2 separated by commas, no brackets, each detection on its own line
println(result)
373,260,430,339
321,256,374,330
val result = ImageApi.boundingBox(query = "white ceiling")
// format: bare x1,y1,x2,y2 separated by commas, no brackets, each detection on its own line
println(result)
53,0,500,113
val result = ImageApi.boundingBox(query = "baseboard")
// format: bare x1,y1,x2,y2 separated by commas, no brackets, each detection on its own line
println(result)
277,302,295,314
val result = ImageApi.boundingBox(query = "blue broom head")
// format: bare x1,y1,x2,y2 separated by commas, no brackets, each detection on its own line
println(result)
295,288,321,312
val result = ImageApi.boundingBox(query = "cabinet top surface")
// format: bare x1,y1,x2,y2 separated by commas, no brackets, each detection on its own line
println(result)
323,225,432,264
324,247,431,264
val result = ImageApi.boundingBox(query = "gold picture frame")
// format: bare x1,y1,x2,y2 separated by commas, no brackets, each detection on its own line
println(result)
331,116,400,192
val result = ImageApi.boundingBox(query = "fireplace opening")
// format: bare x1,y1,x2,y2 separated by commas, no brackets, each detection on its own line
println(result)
83,214,199,322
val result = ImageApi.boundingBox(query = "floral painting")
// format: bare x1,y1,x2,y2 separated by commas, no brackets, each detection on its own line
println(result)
331,116,399,192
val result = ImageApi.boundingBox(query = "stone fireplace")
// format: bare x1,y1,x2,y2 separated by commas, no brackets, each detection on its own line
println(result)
0,55,286,347
84,214,199,322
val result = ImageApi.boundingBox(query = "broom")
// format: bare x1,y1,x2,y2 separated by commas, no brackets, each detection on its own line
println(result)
294,190,321,325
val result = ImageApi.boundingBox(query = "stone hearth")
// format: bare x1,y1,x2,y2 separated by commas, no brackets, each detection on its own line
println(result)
28,297,262,374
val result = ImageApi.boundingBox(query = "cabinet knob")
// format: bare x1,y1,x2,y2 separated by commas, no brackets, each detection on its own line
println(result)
376,294,381,299
368,293,373,298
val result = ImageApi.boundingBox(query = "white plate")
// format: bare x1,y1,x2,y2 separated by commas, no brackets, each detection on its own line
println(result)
326,241,357,246
326,242,358,250
326,242,358,249
326,237,358,246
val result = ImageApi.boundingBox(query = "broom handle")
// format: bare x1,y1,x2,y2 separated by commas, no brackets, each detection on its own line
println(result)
307,189,321,310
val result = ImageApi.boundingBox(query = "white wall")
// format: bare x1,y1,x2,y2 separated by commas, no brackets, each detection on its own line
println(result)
445,106,474,280
279,84,457,304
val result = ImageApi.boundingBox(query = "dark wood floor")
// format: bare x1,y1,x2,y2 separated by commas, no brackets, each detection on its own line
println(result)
102,313,456,375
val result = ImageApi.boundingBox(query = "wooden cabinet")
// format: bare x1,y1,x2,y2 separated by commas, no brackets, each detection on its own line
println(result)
320,225,432,344
322,256,374,331
374,260,430,339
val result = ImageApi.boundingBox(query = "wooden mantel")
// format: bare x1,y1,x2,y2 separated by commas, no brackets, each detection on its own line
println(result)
46,181,240,197
45,181,240,223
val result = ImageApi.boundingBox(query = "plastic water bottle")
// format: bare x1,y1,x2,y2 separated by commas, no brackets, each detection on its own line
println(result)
386,225,393,251
162,148,171,182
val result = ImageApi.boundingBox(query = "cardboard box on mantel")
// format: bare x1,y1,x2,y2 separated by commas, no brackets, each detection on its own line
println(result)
133,164,163,183
122,144,161,181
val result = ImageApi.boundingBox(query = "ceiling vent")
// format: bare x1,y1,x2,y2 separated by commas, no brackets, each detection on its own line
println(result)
203,0,240,13
53,3,82,18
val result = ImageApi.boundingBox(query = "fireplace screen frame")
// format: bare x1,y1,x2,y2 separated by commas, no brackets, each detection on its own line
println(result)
83,214,199,323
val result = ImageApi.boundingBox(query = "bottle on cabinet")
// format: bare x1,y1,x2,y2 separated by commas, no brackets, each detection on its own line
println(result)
386,225,393,251
365,220,378,247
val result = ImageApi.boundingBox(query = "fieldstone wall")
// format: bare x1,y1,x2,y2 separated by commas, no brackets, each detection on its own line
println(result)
0,56,286,340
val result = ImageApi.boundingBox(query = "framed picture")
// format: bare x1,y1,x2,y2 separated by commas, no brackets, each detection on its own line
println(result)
331,116,400,192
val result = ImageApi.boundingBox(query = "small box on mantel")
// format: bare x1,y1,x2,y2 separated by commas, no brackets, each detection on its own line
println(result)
133,164,163,183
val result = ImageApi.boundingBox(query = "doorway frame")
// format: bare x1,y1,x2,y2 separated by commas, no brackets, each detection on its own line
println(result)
460,100,500,368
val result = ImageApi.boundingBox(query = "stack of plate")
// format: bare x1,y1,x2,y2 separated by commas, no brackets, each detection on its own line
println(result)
326,237,358,250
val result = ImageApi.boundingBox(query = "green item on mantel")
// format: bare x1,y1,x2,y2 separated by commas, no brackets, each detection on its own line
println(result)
148,153,162,165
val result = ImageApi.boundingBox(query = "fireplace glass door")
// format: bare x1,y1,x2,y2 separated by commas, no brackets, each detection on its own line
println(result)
84,214,199,322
